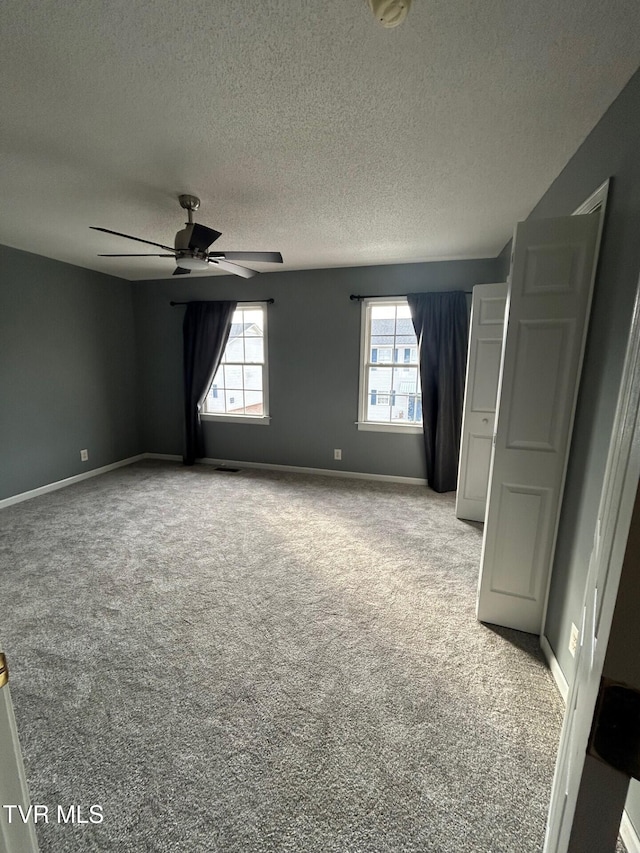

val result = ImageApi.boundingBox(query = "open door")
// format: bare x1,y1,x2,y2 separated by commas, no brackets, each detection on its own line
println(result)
477,212,600,633
0,650,39,852
456,282,508,522
544,276,640,852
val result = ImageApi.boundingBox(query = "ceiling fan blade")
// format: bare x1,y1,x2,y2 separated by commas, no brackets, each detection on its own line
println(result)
211,259,257,279
189,223,222,251
98,253,177,257
90,226,175,252
173,267,191,276
211,251,283,263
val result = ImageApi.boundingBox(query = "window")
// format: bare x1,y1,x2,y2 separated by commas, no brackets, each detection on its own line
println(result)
358,299,422,432
201,304,270,424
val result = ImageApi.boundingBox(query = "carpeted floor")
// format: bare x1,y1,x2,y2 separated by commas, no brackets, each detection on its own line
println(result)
0,460,572,851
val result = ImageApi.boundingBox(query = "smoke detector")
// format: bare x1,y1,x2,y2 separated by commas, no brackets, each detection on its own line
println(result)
368,0,412,28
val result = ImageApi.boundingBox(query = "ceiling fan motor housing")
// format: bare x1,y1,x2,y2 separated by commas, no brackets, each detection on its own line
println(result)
368,0,411,27
175,221,222,254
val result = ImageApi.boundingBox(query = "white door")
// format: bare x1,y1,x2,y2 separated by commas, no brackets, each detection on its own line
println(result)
545,277,640,852
477,213,600,633
0,651,39,852
456,283,508,522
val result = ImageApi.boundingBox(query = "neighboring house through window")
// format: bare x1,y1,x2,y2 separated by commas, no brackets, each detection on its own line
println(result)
201,304,270,424
358,298,422,432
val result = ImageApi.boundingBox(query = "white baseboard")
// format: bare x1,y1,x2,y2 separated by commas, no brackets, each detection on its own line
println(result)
0,455,145,510
145,453,182,462
540,633,569,703
198,456,428,486
621,810,640,853
1,452,427,511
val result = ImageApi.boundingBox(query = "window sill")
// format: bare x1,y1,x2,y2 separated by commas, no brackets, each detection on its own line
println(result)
201,414,271,426
356,421,423,434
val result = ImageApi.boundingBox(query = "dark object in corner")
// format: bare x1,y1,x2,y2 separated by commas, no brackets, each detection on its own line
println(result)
215,467,240,473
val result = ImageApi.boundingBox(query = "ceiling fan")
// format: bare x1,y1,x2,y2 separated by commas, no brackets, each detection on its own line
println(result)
90,194,283,278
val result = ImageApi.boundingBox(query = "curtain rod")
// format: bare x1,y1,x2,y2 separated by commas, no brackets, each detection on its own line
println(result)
170,299,274,306
350,291,472,301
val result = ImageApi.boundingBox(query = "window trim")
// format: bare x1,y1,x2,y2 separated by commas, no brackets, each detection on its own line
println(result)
201,302,270,425
357,297,423,434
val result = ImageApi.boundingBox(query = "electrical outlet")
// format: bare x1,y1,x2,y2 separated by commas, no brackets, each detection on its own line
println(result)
80,449,89,462
334,449,342,461
568,622,579,657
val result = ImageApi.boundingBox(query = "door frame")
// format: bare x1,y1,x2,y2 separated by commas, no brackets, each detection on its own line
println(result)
544,269,640,850
0,678,39,853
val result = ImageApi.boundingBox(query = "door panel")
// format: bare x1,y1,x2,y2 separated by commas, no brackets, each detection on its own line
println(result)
456,283,507,522
477,214,599,633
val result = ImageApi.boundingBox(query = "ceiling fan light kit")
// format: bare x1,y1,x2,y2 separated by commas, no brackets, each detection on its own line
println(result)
91,194,283,279
368,0,412,28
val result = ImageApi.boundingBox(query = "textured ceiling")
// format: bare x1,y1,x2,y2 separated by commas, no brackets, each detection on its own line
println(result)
1,0,639,281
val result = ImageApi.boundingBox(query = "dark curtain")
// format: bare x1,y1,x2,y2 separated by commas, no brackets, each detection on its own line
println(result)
407,291,469,493
182,300,237,465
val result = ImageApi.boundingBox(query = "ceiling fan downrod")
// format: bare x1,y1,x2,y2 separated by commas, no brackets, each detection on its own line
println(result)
178,194,200,225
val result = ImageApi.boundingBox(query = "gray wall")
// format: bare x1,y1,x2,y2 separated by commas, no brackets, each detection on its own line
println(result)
0,245,141,500
134,258,500,479
507,69,640,832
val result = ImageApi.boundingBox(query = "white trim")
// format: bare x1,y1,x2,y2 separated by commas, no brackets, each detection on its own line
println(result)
572,178,610,216
621,810,640,853
0,686,39,853
356,421,423,434
0,455,145,510
198,456,428,485
544,271,640,850
539,634,640,853
540,634,569,703
201,414,271,425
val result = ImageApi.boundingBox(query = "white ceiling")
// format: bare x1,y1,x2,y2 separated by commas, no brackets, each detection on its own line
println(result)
1,0,639,281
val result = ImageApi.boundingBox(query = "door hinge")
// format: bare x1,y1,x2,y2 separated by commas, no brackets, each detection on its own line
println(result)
0,653,8,689
588,677,640,780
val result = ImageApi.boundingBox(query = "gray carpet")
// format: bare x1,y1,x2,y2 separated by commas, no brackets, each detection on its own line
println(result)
1,460,569,851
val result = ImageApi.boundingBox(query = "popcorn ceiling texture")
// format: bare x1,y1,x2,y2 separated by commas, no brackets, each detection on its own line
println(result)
0,0,639,280
0,460,575,852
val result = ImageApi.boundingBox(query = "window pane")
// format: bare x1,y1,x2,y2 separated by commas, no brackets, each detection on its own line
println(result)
223,364,243,388
369,366,392,392
393,366,418,394
244,365,262,391
367,397,392,422
244,335,264,363
366,367,393,422
227,390,244,413
391,394,410,421
225,336,245,363
395,334,416,346
243,309,263,332
370,304,397,321
244,390,263,414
